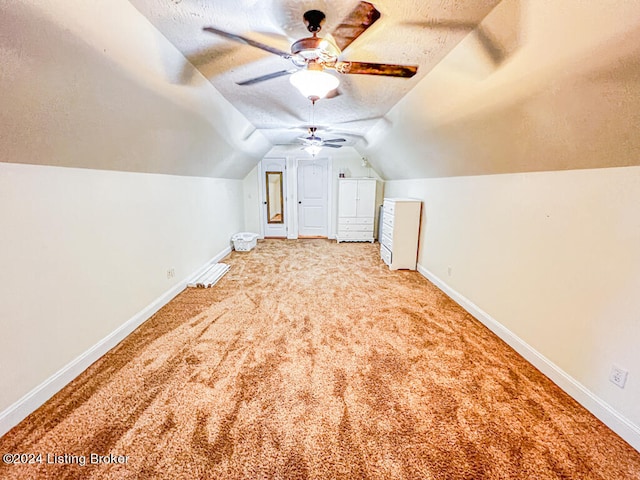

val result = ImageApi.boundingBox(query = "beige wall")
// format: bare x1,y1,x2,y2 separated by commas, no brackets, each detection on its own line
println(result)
0,0,252,419
386,167,640,445
376,0,640,449
0,162,244,412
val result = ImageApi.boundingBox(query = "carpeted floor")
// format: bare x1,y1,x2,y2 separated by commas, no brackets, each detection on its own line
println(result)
1,239,639,479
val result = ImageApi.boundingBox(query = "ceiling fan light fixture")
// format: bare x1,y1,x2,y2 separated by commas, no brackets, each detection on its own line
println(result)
304,144,323,157
289,69,340,101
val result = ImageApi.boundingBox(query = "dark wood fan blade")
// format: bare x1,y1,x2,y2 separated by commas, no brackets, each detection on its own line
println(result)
236,69,297,86
203,27,292,59
323,143,343,148
324,138,347,143
330,1,381,51
333,61,418,78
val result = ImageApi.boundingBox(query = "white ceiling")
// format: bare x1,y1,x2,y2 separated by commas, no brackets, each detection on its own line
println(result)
128,0,503,149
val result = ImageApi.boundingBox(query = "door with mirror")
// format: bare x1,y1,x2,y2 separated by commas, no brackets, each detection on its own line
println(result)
261,158,287,238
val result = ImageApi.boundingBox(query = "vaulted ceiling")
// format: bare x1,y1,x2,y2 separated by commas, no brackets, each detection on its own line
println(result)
128,0,505,148
1,1,639,179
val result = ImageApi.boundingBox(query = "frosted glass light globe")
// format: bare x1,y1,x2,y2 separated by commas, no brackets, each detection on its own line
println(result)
290,69,340,100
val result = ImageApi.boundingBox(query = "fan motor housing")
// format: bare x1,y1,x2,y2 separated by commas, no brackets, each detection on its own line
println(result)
291,37,340,62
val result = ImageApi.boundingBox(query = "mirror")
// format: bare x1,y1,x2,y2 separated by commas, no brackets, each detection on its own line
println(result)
266,171,284,224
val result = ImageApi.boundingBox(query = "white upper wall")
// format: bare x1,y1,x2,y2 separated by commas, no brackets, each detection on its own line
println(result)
0,0,271,179
360,0,640,179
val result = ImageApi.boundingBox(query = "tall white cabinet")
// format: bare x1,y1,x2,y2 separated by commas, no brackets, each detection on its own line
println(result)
337,178,378,243
380,198,421,270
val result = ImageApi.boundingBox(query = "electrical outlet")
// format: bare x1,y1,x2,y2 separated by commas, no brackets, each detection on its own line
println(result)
609,365,628,389
166,268,175,279
447,266,452,277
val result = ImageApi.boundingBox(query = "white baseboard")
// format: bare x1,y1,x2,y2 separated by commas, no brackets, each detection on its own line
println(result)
416,263,640,452
0,247,232,438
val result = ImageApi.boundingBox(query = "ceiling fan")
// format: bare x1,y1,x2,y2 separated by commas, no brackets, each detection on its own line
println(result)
298,127,346,156
203,1,418,95
301,127,346,148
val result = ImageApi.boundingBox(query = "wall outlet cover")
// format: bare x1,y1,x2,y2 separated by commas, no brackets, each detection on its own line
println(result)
609,365,628,389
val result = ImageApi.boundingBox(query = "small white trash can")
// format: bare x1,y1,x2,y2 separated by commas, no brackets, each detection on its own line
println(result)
231,232,259,252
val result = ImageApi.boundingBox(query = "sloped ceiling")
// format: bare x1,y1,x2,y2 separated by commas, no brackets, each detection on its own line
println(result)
360,0,640,179
127,0,502,149
1,1,638,180
0,0,272,179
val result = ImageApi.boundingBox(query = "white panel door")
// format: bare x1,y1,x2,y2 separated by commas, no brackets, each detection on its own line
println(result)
262,158,287,238
297,159,328,237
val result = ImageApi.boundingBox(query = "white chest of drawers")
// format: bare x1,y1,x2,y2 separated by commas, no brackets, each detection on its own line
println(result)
337,178,378,243
380,198,421,270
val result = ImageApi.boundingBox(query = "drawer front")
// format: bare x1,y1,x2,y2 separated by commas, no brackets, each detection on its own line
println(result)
383,200,396,215
380,244,392,266
380,222,393,238
339,217,374,225
382,212,395,228
339,231,374,241
338,223,374,232
380,231,393,250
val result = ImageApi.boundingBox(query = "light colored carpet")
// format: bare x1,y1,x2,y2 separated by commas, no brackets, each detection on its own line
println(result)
1,239,639,479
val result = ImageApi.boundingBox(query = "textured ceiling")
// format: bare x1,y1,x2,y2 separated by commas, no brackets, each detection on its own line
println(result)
128,0,502,149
